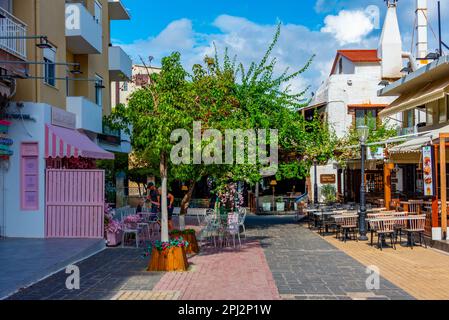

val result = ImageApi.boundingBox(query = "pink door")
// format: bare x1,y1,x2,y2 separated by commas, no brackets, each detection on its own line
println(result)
45,169,105,238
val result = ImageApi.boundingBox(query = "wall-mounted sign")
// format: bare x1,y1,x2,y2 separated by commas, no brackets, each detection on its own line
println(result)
320,174,336,184
422,146,436,197
51,107,76,130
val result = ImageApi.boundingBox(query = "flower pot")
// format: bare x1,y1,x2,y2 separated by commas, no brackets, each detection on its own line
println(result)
106,231,123,247
276,202,285,212
263,202,271,212
147,246,189,272
171,233,199,254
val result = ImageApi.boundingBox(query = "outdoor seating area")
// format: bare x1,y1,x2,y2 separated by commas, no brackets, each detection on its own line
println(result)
198,208,247,249
305,202,429,251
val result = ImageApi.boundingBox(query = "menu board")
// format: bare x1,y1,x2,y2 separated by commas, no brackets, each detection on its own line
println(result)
422,146,435,197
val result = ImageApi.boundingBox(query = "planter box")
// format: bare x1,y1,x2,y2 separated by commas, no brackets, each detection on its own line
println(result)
263,202,271,212
147,246,189,272
106,231,123,247
276,202,285,212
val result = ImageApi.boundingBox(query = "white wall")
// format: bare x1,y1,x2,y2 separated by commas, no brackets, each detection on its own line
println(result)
310,162,338,203
3,103,50,238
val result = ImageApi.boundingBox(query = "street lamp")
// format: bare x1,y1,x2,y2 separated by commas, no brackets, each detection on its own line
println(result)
357,125,369,241
270,179,277,212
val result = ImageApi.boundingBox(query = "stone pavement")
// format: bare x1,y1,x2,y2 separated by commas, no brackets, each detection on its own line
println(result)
322,230,449,300
5,215,424,300
153,240,280,300
0,238,104,299
246,215,413,300
8,248,162,300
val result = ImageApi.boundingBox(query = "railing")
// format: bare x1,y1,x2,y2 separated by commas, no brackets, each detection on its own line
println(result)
0,7,27,60
397,126,417,136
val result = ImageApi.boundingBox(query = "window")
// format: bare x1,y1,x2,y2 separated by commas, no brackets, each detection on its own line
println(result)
404,109,414,128
95,74,103,107
43,47,56,87
355,109,378,128
122,82,128,91
0,0,12,12
21,142,39,211
94,0,102,24
439,97,447,123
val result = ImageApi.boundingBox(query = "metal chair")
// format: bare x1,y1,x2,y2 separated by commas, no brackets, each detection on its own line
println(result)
238,208,247,238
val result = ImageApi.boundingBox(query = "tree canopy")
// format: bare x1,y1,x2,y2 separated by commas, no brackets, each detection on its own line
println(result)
106,24,335,241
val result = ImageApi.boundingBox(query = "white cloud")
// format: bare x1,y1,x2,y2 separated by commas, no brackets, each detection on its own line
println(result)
321,10,375,45
116,13,380,96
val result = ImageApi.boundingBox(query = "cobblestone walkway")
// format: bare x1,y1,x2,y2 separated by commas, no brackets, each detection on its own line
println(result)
6,215,418,300
246,216,414,300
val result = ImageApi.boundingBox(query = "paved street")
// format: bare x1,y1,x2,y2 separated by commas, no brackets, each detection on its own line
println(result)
247,216,413,300
7,215,416,300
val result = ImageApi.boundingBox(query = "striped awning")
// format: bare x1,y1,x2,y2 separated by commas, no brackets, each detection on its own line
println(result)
45,124,114,160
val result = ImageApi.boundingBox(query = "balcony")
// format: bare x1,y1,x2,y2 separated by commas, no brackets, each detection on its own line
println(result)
108,0,131,20
66,96,102,133
65,3,102,54
109,46,132,81
0,7,27,60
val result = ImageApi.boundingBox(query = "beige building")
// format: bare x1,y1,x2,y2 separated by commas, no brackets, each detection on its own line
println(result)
111,64,161,107
0,0,132,238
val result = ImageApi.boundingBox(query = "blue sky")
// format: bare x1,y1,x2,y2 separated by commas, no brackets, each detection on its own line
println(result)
111,0,448,94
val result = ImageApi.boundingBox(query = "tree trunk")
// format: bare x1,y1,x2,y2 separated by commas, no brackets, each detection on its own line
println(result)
255,181,260,214
160,153,169,242
179,180,195,231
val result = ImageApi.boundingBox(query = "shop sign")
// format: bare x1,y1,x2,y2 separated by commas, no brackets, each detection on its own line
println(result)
422,146,436,197
320,174,336,184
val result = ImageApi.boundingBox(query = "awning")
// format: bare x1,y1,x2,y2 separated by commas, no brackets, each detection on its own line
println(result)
380,77,449,117
388,125,449,154
45,124,115,160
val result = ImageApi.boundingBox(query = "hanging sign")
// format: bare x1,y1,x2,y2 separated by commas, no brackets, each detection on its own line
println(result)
422,146,436,197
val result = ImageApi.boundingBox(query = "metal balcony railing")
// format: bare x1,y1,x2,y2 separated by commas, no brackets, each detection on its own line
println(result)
0,7,27,60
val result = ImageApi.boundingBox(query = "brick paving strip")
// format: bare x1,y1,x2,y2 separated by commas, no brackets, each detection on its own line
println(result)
152,240,281,300
245,216,414,300
321,230,449,300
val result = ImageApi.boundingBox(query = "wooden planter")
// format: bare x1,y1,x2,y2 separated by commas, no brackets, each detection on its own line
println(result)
178,233,199,254
147,246,189,272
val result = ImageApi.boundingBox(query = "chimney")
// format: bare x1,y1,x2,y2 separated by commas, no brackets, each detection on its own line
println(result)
416,0,428,61
378,0,403,80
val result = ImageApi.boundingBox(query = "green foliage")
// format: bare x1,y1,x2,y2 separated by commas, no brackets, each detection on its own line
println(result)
321,184,336,204
335,116,399,167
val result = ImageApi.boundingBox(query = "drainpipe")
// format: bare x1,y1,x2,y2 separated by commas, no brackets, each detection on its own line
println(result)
402,52,419,72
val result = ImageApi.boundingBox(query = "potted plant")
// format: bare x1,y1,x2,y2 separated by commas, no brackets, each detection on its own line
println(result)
276,197,285,212
146,237,190,272
104,208,123,247
170,229,199,254
321,184,337,205
263,202,272,212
